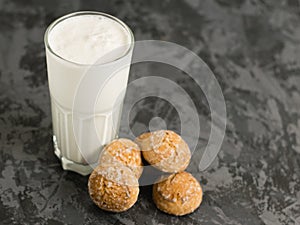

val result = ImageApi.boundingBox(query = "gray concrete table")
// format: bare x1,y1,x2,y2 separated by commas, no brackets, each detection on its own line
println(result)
0,0,300,224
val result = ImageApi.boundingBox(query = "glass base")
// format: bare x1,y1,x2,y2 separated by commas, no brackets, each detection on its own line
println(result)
53,136,95,176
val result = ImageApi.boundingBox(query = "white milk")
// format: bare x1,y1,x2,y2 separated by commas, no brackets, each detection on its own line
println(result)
48,15,131,65
45,12,133,175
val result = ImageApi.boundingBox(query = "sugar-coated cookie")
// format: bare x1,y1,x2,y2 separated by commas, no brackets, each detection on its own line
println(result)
88,165,139,212
99,138,143,178
153,172,202,216
135,130,191,173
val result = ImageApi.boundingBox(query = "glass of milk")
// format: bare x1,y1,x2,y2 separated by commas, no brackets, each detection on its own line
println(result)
44,11,134,175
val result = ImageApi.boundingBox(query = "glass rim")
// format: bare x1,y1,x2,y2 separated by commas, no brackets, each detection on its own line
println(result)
44,11,134,66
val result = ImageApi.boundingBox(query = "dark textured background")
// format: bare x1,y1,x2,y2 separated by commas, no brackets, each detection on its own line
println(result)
1,0,300,224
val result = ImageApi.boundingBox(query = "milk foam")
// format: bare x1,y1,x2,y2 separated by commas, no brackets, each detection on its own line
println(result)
48,14,131,64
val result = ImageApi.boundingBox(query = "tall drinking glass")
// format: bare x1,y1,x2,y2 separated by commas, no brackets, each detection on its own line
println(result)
44,11,134,175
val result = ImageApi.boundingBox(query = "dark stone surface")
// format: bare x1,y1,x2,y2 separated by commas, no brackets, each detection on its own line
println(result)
1,0,300,224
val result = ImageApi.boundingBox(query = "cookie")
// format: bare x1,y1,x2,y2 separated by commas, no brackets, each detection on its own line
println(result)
88,165,139,212
99,138,143,178
135,130,191,173
152,171,202,216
